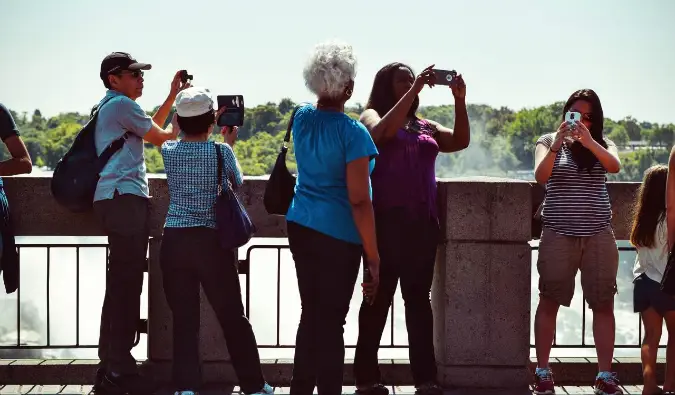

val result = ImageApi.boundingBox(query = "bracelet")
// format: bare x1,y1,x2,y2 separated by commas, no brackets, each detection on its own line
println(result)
550,147,559,153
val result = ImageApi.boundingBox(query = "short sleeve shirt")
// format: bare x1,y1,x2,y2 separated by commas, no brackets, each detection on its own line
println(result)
162,141,242,229
536,133,614,236
93,90,153,202
0,103,20,142
286,105,379,244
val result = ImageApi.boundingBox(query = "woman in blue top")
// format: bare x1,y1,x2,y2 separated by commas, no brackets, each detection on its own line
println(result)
286,40,380,395
159,87,273,395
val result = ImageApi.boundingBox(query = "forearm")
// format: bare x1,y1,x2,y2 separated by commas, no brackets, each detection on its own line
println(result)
152,96,175,127
534,148,557,185
587,140,620,173
351,201,379,262
451,98,470,147
372,89,417,144
0,156,32,176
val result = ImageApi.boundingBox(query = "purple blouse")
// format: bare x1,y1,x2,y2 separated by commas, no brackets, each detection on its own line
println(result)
371,119,440,221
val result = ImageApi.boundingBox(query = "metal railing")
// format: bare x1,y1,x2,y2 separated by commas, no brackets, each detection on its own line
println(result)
531,244,666,350
0,241,663,354
0,241,405,353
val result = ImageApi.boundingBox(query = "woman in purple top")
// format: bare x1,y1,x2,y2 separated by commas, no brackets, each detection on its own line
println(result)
353,63,470,395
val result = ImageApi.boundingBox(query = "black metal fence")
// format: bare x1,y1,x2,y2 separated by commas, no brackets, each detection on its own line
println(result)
0,241,663,354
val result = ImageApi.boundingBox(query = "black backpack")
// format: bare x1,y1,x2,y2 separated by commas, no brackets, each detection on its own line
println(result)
51,96,130,212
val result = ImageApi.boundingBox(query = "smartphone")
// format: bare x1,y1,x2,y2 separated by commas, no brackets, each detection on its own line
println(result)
363,266,373,304
217,95,245,127
565,111,581,124
179,70,193,84
432,69,458,86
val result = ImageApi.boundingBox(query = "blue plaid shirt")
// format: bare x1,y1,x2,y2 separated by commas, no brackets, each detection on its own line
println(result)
162,140,242,229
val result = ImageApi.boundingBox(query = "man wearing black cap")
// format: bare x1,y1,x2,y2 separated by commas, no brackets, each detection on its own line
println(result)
93,51,189,394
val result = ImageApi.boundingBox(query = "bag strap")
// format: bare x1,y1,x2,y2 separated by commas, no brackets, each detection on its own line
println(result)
95,96,131,161
282,104,305,148
215,142,224,196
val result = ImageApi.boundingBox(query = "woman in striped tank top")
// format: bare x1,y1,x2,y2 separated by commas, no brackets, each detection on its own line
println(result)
531,89,623,395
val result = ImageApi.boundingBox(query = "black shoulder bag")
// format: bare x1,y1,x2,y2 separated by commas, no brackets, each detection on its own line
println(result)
263,105,302,216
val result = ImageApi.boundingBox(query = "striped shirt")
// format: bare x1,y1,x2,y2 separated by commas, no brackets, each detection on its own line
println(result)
162,140,242,229
537,133,614,237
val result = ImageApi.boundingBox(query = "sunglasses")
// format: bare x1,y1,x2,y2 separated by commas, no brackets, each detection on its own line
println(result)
113,70,144,78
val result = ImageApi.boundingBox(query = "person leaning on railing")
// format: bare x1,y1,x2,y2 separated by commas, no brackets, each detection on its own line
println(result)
0,103,32,294
532,89,623,395
158,86,273,395
285,40,380,395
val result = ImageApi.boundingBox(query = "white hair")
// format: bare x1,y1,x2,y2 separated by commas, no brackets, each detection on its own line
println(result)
303,40,357,99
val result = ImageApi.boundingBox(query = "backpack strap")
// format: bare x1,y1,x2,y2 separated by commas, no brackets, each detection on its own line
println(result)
92,95,132,161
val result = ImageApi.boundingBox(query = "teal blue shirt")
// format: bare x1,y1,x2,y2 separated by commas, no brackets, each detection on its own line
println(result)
94,90,153,202
286,105,378,244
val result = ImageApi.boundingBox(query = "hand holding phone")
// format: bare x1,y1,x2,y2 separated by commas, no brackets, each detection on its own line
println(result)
362,257,380,305
217,95,245,127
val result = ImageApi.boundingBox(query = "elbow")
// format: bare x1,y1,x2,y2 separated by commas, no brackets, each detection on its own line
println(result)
349,194,372,209
20,157,32,175
607,162,621,174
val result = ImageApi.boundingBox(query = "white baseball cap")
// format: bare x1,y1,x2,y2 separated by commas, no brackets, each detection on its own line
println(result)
175,86,214,117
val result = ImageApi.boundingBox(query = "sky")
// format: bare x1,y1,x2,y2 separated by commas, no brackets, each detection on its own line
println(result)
1,0,674,124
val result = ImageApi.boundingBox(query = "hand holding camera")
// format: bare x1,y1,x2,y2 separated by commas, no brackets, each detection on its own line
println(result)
169,70,192,100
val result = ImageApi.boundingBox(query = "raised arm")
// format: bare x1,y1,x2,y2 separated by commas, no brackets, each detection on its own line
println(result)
426,74,470,153
534,124,571,185
361,66,435,145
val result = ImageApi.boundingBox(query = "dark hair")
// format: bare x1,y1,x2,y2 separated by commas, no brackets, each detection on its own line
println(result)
630,164,668,248
176,110,215,136
365,62,419,118
563,89,607,171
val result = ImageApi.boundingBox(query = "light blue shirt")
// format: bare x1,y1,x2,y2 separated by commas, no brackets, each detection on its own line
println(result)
286,105,378,244
162,141,242,229
94,90,153,202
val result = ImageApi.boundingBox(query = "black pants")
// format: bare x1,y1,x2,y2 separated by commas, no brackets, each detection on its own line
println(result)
354,209,439,387
287,221,362,395
94,192,150,375
160,226,265,393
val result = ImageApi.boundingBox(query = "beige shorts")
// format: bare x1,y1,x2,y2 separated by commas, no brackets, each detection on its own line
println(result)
537,226,619,309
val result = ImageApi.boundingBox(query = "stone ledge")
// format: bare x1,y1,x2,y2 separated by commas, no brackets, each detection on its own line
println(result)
0,358,662,386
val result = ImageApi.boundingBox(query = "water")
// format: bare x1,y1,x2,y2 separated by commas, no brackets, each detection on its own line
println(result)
0,237,669,361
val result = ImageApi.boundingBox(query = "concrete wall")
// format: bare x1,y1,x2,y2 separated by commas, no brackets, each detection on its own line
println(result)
1,176,642,389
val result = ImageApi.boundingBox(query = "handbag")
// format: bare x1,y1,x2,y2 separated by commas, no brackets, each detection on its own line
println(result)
263,105,302,216
214,143,256,250
661,247,675,296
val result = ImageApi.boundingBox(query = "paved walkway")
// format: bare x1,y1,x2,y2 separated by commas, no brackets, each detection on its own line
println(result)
0,385,654,394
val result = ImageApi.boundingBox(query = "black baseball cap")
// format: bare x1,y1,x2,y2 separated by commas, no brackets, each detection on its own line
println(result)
99,52,152,81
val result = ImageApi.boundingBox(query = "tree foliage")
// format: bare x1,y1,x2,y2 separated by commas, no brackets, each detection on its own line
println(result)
5,98,674,182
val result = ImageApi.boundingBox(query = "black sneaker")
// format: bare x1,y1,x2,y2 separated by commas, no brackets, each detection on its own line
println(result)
415,383,443,395
99,371,157,395
355,384,390,395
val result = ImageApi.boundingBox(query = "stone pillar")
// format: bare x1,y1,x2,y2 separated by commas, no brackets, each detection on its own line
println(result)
432,177,532,391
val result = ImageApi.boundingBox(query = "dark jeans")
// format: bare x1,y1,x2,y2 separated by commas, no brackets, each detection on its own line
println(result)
160,226,265,393
354,209,439,387
94,192,150,375
287,221,362,395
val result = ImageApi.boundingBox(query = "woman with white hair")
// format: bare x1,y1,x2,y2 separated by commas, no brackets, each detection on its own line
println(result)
285,41,380,395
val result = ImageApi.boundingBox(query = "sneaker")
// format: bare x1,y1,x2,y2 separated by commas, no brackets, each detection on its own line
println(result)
533,367,555,395
355,384,390,395
415,382,443,395
593,372,623,395
247,383,274,395
99,371,157,395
